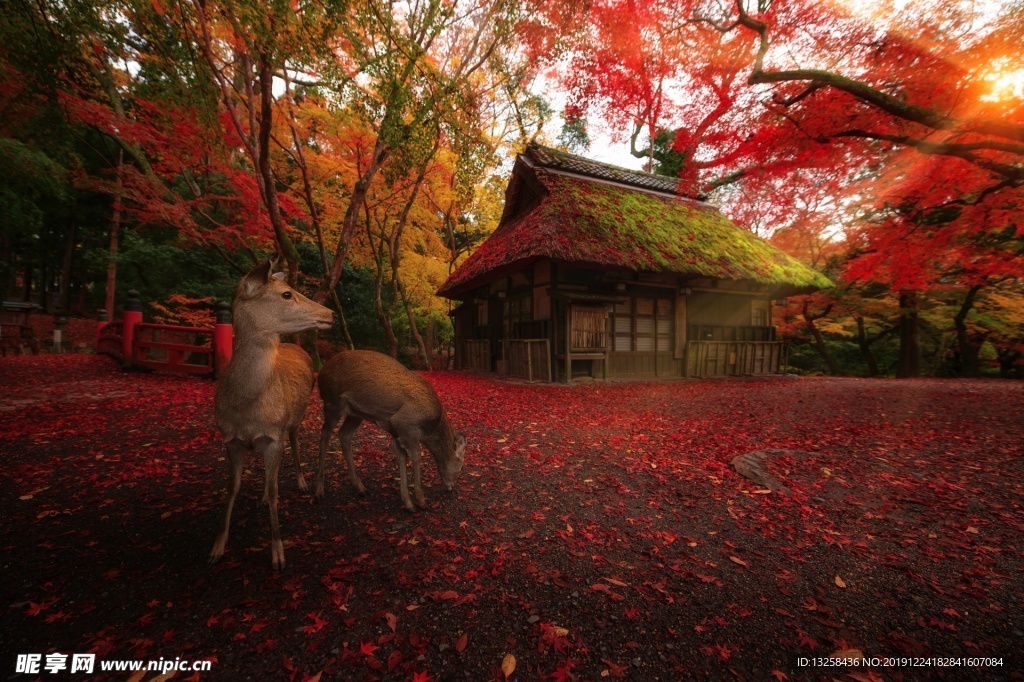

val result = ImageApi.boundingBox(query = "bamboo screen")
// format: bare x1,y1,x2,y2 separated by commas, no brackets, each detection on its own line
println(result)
571,305,607,350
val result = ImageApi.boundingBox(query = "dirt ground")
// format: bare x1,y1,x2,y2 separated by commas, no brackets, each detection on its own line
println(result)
2,355,1022,681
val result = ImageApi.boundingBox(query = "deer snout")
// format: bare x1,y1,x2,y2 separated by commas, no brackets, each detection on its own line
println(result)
315,310,336,330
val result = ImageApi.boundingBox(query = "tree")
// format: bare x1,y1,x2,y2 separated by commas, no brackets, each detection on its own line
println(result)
556,0,1023,376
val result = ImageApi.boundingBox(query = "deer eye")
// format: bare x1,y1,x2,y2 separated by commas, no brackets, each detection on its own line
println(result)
282,291,293,300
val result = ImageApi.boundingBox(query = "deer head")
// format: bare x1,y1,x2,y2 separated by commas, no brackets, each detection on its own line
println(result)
233,259,334,337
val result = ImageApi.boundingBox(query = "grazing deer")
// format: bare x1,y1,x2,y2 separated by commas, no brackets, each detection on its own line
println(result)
315,350,465,512
209,259,334,570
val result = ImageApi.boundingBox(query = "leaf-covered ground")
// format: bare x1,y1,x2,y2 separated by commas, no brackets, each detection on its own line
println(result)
2,355,1023,681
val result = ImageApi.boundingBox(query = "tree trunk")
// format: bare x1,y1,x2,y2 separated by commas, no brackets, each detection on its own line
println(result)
256,53,300,282
397,274,431,369
366,205,398,358
896,290,921,378
318,139,389,303
281,79,353,349
953,284,983,378
374,274,398,358
59,211,77,312
854,315,881,377
384,145,437,369
803,300,842,376
105,150,124,319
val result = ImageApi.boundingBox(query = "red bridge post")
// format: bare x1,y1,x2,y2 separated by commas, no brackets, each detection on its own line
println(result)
213,301,233,377
123,290,143,369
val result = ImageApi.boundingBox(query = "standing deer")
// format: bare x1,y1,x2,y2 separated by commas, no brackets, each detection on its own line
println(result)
209,259,334,570
315,350,465,512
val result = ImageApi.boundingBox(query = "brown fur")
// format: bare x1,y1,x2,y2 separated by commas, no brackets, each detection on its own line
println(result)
315,350,465,512
209,260,334,570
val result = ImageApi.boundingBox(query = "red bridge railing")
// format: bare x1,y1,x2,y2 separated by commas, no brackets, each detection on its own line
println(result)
96,290,233,377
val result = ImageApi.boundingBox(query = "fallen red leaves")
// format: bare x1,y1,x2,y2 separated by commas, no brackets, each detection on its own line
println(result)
2,355,1023,679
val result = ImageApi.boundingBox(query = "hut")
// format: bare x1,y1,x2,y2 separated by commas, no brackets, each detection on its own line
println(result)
437,144,830,382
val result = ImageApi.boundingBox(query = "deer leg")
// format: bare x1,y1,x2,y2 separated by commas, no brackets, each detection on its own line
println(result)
407,440,426,509
209,440,247,566
289,427,307,492
315,404,343,500
257,436,286,571
392,439,416,513
338,417,365,495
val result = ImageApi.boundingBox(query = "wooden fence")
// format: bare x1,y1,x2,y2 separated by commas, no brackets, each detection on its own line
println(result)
457,339,491,372
507,339,551,382
687,341,787,377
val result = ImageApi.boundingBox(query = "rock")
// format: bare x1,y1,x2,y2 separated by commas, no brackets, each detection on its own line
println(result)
527,615,540,624
729,449,817,494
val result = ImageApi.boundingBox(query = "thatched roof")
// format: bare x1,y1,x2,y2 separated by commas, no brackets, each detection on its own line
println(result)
437,144,831,299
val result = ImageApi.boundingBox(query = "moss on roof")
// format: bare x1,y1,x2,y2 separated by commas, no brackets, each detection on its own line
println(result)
438,169,831,298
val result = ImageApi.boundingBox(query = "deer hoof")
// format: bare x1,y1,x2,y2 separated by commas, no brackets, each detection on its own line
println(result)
296,477,309,492
208,553,223,567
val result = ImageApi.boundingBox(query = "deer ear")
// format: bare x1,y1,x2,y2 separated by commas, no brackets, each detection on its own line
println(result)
271,271,286,281
242,260,273,297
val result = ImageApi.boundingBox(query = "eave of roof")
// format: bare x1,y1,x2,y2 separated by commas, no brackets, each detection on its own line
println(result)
524,143,690,198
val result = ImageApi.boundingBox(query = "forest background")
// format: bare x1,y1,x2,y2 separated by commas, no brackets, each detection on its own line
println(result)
2,0,1021,377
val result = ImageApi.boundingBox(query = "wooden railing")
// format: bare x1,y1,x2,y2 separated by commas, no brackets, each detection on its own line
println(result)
507,339,551,382
687,340,787,377
95,291,233,378
96,321,124,362
132,323,215,375
687,324,776,342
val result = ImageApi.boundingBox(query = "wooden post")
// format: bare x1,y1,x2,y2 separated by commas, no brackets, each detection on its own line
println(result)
213,301,233,377
564,301,571,383
674,293,687,377
53,314,67,353
122,290,142,369
603,307,610,380
526,340,533,381
544,338,551,382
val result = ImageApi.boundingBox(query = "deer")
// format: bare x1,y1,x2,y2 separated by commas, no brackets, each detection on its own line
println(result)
208,259,334,571
314,350,466,513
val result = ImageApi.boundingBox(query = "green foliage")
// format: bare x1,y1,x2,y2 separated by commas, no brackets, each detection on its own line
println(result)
83,230,240,314
0,139,70,234
650,128,686,179
557,116,590,153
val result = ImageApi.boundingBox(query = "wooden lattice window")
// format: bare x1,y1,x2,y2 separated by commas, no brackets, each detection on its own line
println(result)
611,297,672,353
613,299,632,351
571,305,607,350
503,295,532,337
751,303,768,327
